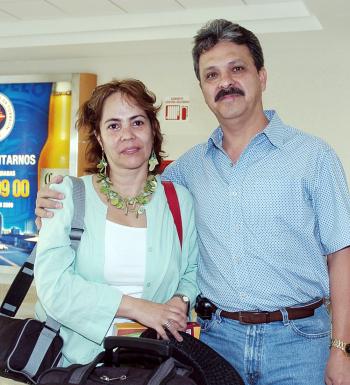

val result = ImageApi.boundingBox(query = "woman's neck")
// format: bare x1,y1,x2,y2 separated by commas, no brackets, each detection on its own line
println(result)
108,167,150,198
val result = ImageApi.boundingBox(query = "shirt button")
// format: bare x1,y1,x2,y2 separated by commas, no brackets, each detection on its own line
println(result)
233,224,240,231
240,292,247,299
146,282,151,288
232,191,238,197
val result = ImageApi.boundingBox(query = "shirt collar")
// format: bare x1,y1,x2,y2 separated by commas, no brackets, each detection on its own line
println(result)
261,110,289,148
206,126,224,153
205,110,290,153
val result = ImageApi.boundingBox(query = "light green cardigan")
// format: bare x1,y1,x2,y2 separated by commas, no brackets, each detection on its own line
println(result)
34,175,199,365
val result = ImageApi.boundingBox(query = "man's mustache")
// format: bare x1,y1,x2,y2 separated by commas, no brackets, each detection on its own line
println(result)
215,86,245,102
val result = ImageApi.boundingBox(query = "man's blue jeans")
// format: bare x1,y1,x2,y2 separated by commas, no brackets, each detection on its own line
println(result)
198,305,330,385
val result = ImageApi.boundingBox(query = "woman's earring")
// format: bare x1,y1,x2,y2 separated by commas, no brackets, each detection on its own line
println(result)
148,149,159,172
97,151,108,177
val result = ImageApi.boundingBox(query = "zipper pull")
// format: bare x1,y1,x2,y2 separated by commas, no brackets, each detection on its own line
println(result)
100,374,127,381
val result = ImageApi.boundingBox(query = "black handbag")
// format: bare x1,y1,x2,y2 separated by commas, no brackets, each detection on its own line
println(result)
0,176,85,384
37,336,196,385
37,331,244,385
0,311,63,383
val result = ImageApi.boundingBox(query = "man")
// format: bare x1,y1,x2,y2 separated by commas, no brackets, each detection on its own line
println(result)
36,20,350,384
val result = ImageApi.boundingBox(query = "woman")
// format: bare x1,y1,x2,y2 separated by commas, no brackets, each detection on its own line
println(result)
34,79,199,366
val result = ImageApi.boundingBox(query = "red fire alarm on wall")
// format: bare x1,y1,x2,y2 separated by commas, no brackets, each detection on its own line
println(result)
164,96,189,121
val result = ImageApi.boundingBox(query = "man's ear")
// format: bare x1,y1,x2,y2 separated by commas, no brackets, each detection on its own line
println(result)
259,67,267,92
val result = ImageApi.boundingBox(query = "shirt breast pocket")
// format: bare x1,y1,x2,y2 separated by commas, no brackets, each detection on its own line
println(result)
242,176,310,236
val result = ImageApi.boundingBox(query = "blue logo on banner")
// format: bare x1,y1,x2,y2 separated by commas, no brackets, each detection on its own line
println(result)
0,93,15,141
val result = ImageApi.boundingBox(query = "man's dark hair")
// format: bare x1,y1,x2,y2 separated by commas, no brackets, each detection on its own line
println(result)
192,19,264,80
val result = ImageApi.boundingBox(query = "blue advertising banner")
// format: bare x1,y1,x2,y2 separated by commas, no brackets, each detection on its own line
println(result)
0,82,52,266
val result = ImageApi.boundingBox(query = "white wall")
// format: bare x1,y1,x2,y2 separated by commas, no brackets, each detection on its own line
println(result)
262,0,350,181
0,0,349,181
263,32,350,181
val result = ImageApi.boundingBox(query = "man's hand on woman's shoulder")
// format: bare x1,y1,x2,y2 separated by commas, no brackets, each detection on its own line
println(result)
35,174,65,229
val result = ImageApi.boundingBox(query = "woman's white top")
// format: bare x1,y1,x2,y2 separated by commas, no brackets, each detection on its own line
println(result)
104,220,146,335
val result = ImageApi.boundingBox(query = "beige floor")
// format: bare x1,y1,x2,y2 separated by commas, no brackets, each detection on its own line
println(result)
1,266,37,385
2,378,24,385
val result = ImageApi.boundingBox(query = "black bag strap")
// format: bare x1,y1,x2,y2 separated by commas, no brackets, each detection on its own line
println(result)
0,176,85,317
147,358,193,385
19,317,62,379
104,336,172,358
0,259,35,317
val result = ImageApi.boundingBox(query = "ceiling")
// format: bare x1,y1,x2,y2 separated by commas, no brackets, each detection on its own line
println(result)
0,0,322,60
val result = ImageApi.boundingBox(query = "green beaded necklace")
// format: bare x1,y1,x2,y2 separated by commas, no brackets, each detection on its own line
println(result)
97,157,157,218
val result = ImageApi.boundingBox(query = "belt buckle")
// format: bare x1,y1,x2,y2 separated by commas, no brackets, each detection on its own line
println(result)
238,311,271,324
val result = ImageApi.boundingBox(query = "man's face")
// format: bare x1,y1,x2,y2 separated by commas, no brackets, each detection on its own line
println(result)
198,40,266,124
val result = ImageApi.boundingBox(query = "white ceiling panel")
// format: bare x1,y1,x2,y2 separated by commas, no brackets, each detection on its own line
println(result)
0,0,324,60
110,0,183,14
0,0,29,2
46,0,125,17
244,0,300,3
0,9,18,21
0,0,64,20
178,0,243,8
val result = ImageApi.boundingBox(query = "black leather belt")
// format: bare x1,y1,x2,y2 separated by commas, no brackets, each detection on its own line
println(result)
195,297,324,324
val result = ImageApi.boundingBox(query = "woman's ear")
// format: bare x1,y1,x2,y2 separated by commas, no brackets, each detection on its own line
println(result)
94,130,103,149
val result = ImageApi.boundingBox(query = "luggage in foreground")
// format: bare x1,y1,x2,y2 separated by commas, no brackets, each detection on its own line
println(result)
37,330,244,385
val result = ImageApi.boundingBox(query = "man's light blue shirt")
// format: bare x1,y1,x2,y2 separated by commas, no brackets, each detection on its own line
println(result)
162,110,350,311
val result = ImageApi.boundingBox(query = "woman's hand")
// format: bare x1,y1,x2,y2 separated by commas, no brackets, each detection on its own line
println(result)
165,296,189,317
35,175,65,229
117,296,188,342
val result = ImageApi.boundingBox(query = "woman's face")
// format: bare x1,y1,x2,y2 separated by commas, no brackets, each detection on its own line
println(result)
97,92,154,174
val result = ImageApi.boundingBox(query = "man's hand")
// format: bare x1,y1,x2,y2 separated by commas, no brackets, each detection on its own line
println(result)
35,175,65,230
326,247,350,384
325,348,350,384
